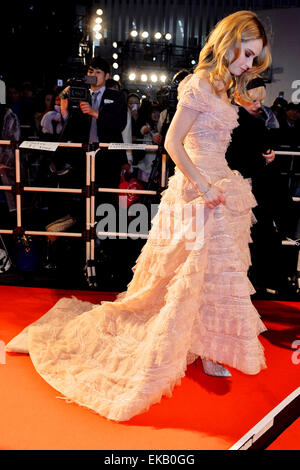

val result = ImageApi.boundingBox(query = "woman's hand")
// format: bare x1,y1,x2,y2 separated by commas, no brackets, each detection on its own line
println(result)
0,164,10,174
201,184,226,210
152,133,162,145
263,149,275,164
141,124,151,135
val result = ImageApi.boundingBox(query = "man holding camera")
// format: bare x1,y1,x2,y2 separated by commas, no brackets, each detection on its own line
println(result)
60,56,128,195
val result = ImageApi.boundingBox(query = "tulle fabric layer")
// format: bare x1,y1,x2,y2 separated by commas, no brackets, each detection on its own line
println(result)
5,73,267,421
6,166,267,422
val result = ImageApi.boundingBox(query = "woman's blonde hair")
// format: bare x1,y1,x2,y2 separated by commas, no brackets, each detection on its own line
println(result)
247,85,266,102
194,10,271,101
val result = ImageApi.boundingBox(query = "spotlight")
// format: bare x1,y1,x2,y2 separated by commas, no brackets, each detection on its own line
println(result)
113,53,118,59
112,62,119,69
95,32,102,40
141,74,148,82
113,74,120,81
129,73,136,81
165,33,172,40
160,74,167,83
95,17,102,24
191,59,196,65
141,31,149,39
150,74,158,83
112,41,118,48
93,24,102,32
154,32,162,40
96,8,103,15
130,30,138,37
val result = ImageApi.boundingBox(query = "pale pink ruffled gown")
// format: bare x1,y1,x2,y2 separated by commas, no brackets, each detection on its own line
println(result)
6,74,267,422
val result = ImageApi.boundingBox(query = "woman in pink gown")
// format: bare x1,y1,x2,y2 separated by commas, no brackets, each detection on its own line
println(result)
7,11,272,422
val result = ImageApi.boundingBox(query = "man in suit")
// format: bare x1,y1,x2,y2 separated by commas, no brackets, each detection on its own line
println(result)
60,56,128,195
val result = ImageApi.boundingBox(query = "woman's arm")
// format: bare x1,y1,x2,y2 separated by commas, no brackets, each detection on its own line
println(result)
165,105,225,209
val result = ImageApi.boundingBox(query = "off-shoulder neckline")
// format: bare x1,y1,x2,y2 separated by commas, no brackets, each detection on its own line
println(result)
192,73,235,112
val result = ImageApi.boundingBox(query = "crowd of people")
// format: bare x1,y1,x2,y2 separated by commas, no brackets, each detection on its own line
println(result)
0,55,299,295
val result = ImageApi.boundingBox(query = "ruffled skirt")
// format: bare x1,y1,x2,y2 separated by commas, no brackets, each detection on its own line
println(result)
6,165,267,422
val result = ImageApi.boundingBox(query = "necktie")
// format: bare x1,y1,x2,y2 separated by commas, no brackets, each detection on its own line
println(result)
89,91,100,143
91,91,99,109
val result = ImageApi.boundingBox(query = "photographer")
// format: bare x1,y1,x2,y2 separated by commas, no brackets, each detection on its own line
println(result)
59,57,128,198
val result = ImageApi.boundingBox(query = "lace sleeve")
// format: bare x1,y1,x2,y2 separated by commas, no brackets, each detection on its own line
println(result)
177,75,211,113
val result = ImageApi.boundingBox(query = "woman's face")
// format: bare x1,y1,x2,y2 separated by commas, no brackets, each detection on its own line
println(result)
228,38,263,76
151,110,160,122
235,87,265,115
55,95,61,106
45,94,53,108
241,99,264,116
128,97,140,111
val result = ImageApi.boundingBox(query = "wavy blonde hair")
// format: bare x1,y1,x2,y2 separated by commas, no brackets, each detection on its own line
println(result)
194,10,272,101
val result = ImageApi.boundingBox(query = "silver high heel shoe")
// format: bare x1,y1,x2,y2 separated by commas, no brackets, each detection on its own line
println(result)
201,358,232,377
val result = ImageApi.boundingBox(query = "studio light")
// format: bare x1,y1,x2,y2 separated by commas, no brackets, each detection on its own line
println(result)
95,32,102,40
141,31,149,39
165,33,172,40
141,74,148,82
112,42,118,48
95,17,102,24
130,30,138,37
154,32,162,40
160,74,167,83
93,24,102,32
113,53,118,60
113,74,120,81
96,8,103,15
150,74,158,83
129,73,136,81
112,62,119,69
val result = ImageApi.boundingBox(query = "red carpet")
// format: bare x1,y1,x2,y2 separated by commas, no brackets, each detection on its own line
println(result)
0,286,299,450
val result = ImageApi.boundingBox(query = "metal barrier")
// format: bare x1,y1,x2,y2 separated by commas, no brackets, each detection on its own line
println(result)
1,142,298,288
275,149,300,202
0,140,165,287
275,150,300,289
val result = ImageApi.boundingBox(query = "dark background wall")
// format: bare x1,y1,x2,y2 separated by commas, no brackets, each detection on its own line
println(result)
1,0,300,93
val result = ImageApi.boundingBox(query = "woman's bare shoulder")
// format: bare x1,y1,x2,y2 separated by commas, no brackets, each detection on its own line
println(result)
192,70,214,93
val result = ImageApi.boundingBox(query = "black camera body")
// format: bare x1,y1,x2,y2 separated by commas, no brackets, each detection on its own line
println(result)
66,75,97,112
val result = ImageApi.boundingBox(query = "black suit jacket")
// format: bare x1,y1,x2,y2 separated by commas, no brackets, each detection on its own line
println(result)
59,88,128,189
96,88,127,144
226,107,272,179
225,106,276,207
94,88,128,189
60,88,127,144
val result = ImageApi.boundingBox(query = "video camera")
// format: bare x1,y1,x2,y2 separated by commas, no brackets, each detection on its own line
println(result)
65,75,97,112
